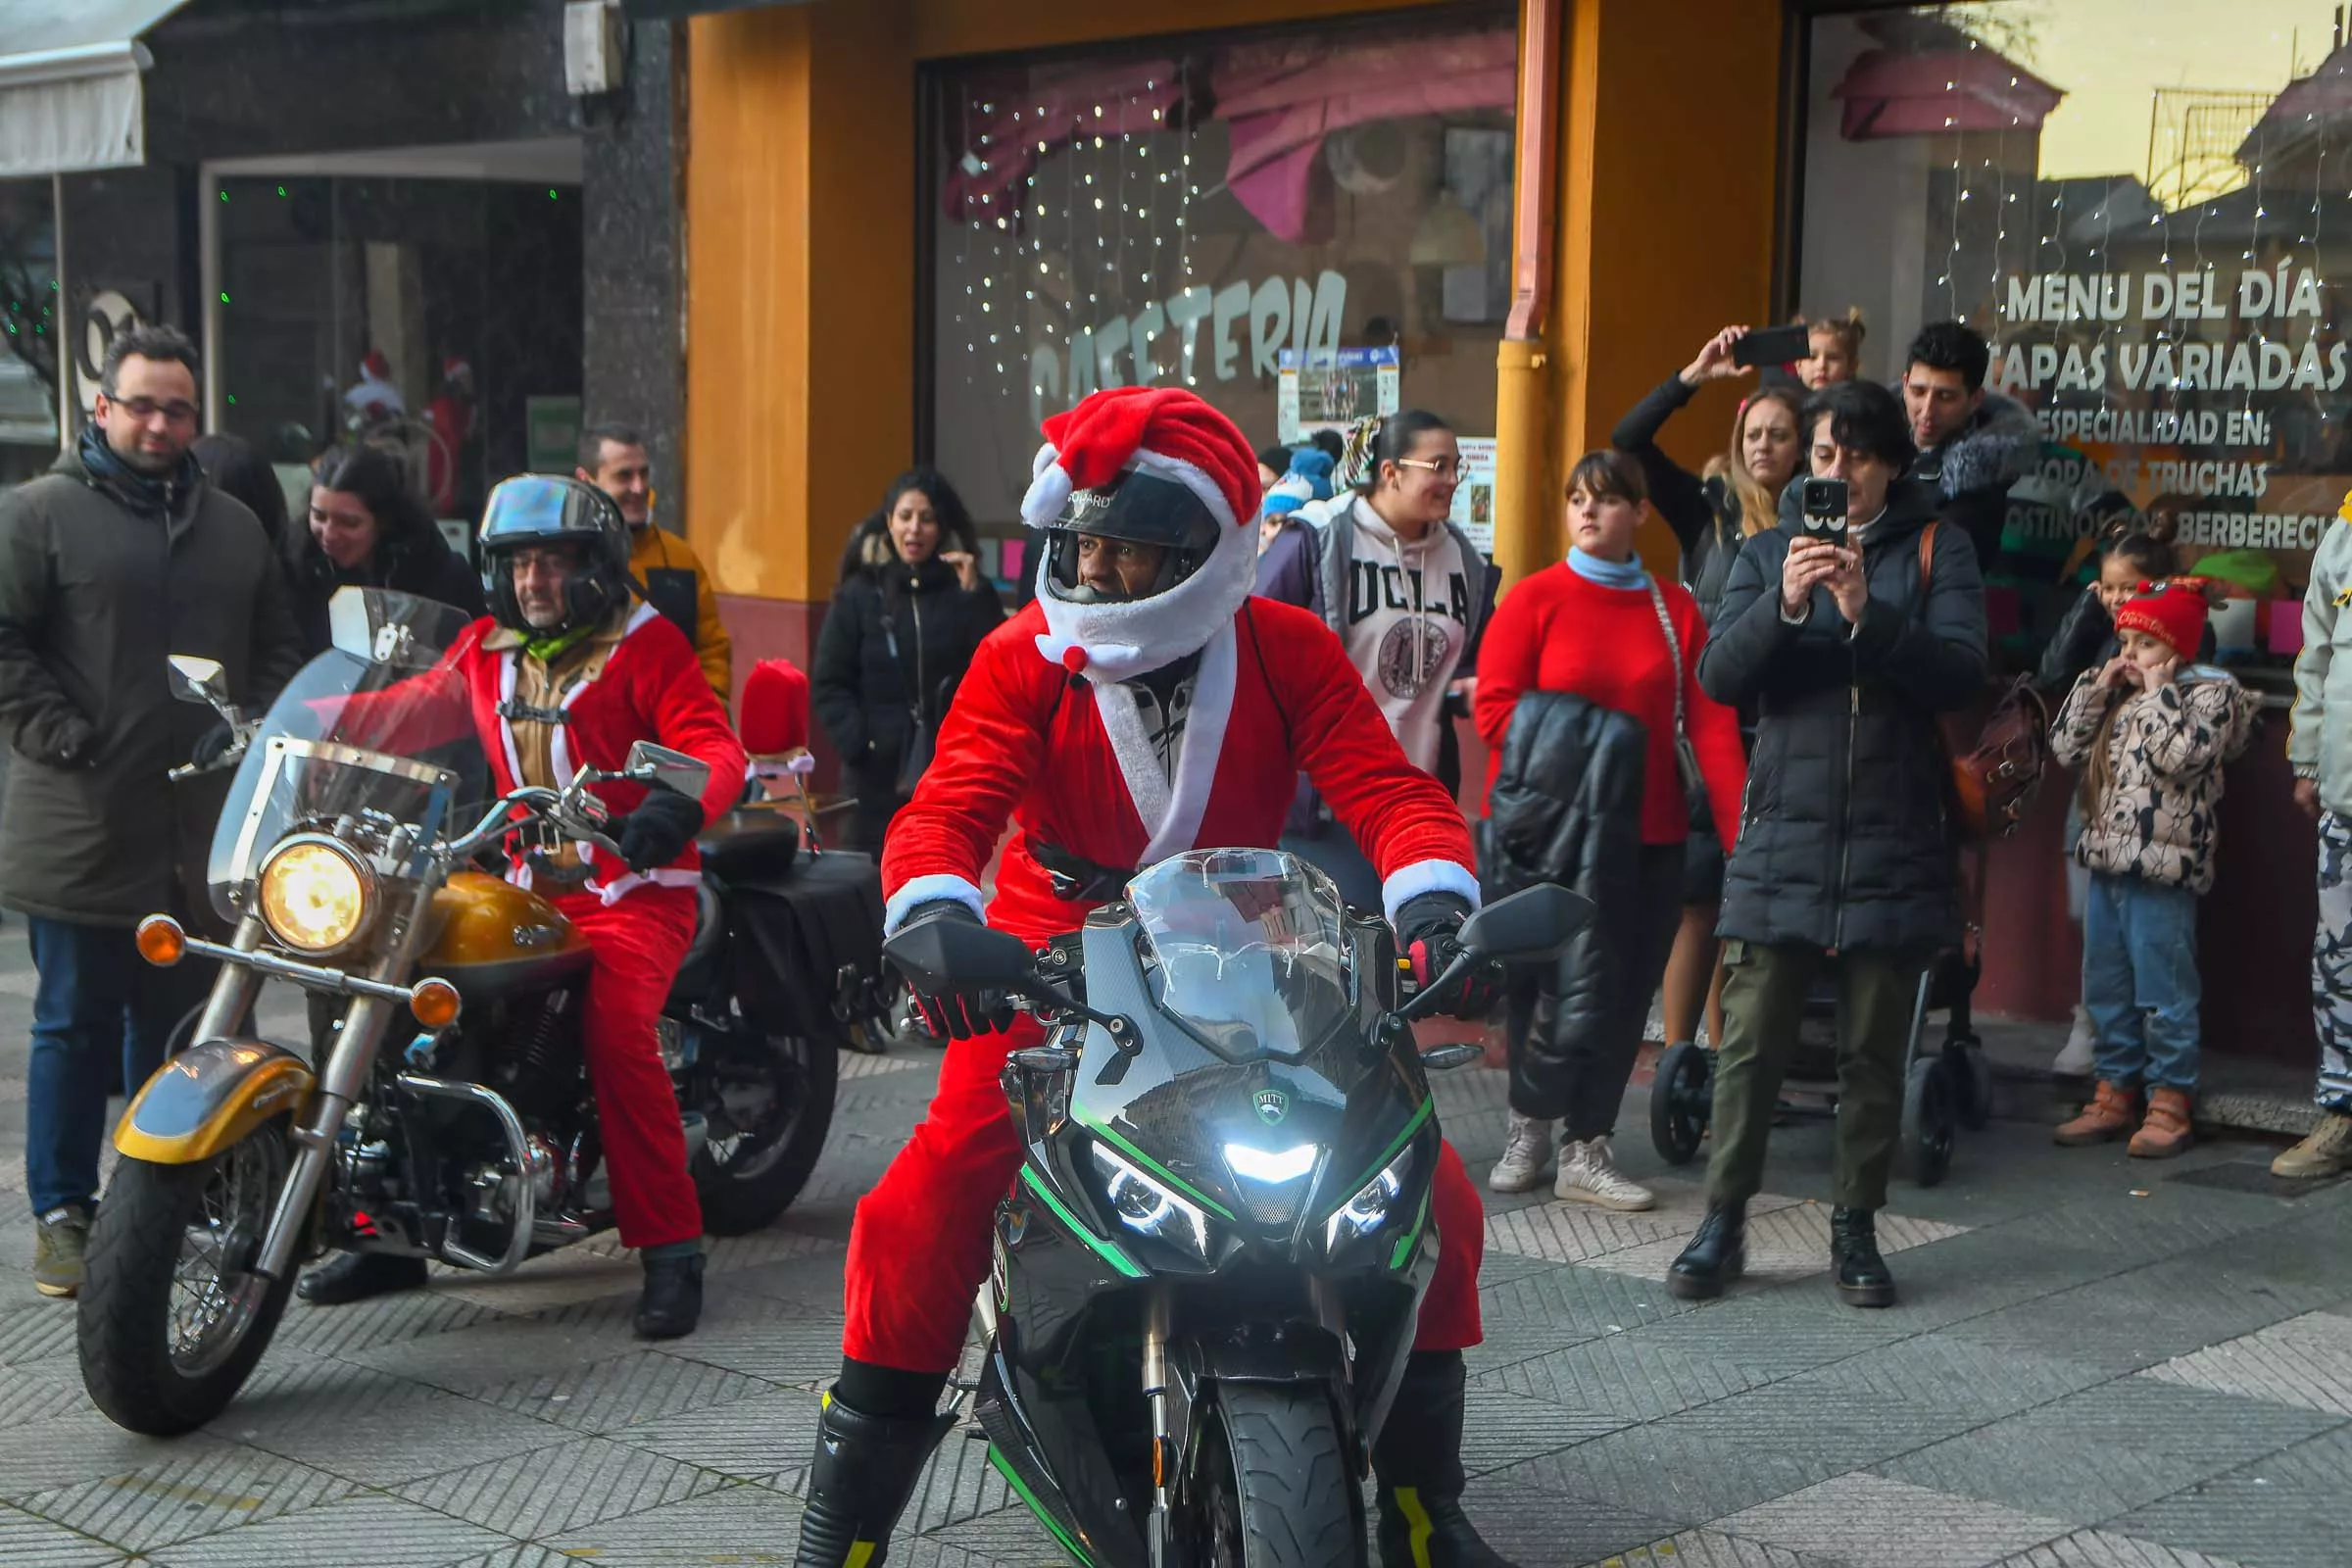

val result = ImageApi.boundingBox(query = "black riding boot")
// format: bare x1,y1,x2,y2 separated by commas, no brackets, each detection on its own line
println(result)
1665,1201,1746,1301
634,1245,705,1340
1831,1206,1896,1307
296,1251,428,1305
1373,1350,1518,1568
792,1389,955,1568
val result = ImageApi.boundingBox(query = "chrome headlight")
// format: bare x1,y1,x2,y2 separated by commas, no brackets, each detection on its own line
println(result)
1324,1146,1417,1254
257,835,377,956
1090,1143,1210,1261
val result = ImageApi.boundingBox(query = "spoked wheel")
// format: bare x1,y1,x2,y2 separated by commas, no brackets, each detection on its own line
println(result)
1649,1041,1714,1165
78,1121,298,1435
688,1011,838,1236
1181,1385,1366,1568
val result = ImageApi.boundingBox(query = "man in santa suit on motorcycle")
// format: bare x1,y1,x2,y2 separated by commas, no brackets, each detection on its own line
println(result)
795,387,1520,1568
296,475,747,1339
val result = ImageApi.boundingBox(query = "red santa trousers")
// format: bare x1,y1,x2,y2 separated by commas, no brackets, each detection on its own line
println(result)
844,1016,1484,1372
555,884,704,1250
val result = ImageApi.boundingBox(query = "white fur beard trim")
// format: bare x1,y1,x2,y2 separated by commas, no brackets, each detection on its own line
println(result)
1031,515,1256,682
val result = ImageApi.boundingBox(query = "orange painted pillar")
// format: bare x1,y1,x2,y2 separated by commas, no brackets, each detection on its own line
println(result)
683,1,917,678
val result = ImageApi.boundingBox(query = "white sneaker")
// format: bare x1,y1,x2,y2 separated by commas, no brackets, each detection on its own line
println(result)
1489,1113,1554,1193
2053,1005,2095,1076
1556,1135,1656,1211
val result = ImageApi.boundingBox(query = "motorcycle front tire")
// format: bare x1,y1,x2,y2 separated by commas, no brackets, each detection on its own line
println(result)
1187,1383,1367,1568
77,1123,298,1436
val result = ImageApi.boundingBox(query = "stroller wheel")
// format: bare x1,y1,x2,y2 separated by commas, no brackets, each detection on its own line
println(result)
1649,1041,1712,1165
1945,1039,1993,1131
1901,1057,1956,1187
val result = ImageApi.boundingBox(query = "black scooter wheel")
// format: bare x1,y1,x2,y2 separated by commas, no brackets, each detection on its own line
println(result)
1649,1041,1712,1166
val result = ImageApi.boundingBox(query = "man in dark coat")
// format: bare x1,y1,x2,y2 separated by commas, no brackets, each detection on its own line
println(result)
1900,319,2039,567
0,324,305,1298
1670,379,1986,1309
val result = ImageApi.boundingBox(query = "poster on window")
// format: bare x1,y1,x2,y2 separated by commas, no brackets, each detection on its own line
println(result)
1450,436,1496,558
1277,346,1400,444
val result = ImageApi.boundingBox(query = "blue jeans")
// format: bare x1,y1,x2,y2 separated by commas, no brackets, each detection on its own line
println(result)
2082,873,2202,1093
24,917,185,1214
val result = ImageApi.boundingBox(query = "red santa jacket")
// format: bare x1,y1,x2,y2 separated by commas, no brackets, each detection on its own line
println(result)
881,598,1477,945
408,604,746,905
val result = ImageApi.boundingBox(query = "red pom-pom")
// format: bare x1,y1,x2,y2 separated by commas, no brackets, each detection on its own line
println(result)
1060,646,1090,674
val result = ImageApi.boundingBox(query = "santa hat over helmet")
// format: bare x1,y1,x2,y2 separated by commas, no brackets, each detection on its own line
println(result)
2114,576,2213,662
1021,387,1266,681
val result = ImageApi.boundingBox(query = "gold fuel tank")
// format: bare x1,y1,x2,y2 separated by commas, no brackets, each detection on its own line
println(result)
416,870,592,999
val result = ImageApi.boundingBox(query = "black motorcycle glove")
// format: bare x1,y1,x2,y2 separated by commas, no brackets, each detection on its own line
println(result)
613,782,708,872
190,720,239,772
1396,892,1504,1020
896,901,1015,1042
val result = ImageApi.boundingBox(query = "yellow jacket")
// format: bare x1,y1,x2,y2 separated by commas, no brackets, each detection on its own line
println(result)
629,522,733,704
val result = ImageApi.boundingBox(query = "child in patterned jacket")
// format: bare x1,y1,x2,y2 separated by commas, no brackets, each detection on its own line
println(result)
2048,578,2260,1157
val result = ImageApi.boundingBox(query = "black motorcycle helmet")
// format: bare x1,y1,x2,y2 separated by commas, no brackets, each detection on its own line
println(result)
478,474,634,634
1041,467,1224,604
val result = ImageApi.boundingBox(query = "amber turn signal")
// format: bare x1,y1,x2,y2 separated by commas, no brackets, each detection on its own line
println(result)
409,977,462,1029
134,915,187,968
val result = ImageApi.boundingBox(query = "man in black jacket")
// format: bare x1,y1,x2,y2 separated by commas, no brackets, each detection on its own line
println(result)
0,325,305,1298
1901,320,2038,566
1669,379,1987,1308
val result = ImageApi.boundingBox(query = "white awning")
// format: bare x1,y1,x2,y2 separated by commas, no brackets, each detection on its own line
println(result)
0,2,193,178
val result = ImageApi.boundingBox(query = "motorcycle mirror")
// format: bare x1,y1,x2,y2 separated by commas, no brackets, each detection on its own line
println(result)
623,740,711,800
884,915,1039,996
1458,884,1595,962
166,656,229,709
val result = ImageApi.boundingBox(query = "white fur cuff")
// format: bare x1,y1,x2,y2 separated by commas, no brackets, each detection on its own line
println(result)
884,874,987,936
1381,858,1482,928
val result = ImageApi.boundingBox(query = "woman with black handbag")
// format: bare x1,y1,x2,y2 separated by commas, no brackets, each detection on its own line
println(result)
812,468,1004,854
1473,451,1747,1210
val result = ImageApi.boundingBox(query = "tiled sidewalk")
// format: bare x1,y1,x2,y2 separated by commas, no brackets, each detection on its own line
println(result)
0,930,2343,1565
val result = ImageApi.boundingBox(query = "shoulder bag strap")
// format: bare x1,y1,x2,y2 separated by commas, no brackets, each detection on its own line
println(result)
1644,576,1689,746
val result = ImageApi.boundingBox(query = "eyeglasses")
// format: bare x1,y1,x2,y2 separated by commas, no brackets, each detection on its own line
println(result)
107,396,199,425
1395,457,1473,482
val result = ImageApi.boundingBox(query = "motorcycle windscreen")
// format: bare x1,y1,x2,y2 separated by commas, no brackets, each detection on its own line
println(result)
207,588,487,922
1128,849,1353,1063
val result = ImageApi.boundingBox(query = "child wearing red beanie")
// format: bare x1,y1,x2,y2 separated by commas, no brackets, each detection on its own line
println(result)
2048,578,2260,1156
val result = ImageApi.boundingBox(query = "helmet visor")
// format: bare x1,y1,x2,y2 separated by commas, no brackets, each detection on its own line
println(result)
479,475,611,552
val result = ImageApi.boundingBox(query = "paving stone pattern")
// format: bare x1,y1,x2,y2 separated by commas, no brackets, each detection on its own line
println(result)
0,939,2344,1566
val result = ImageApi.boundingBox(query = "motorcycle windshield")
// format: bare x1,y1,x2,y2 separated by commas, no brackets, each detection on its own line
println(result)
1129,849,1353,1063
206,589,486,921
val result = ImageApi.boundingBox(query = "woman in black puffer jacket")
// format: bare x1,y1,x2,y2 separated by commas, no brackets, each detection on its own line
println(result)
1670,380,1988,1312
287,443,484,656
812,467,1005,854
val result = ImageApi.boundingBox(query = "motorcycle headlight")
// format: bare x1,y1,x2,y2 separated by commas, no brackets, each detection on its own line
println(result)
1090,1143,1210,1261
257,836,376,956
1324,1146,1417,1254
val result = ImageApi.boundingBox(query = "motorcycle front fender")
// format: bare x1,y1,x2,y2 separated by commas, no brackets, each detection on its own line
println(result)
113,1038,314,1164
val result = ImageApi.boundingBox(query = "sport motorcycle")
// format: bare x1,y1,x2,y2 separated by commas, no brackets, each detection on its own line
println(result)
79,588,838,1435
882,848,1585,1567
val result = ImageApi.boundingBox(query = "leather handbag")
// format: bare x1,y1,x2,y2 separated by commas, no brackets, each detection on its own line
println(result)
1917,523,2053,839
1643,578,1708,822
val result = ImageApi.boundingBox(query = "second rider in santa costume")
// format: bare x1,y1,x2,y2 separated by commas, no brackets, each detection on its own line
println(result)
794,387,1521,1568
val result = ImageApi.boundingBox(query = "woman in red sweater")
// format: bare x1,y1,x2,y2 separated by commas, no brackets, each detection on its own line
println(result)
1475,451,1746,1210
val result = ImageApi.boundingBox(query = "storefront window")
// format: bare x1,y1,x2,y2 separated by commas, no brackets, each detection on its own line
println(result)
1799,2,2352,675
926,5,1515,559
0,181,61,486
214,174,583,531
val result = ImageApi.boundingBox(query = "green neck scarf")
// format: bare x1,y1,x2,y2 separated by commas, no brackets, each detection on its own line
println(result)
521,623,597,664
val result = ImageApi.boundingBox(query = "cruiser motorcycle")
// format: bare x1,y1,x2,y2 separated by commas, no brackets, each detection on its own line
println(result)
882,849,1584,1567
78,589,837,1435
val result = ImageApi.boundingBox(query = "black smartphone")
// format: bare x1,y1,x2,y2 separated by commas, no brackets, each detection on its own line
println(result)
1733,323,1814,369
1799,477,1849,540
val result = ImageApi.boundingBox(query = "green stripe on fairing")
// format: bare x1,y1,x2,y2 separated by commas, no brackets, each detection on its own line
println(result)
1075,1110,1238,1221
987,1444,1098,1567
1328,1097,1434,1218
1389,1187,1432,1271
1020,1164,1146,1279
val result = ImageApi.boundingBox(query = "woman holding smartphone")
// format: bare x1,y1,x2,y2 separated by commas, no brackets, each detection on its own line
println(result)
1611,328,1805,1060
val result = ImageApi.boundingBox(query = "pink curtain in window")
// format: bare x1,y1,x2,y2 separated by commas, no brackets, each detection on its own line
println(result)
940,63,1184,224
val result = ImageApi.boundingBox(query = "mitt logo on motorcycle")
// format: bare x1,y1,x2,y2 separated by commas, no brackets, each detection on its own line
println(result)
1251,1089,1290,1126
